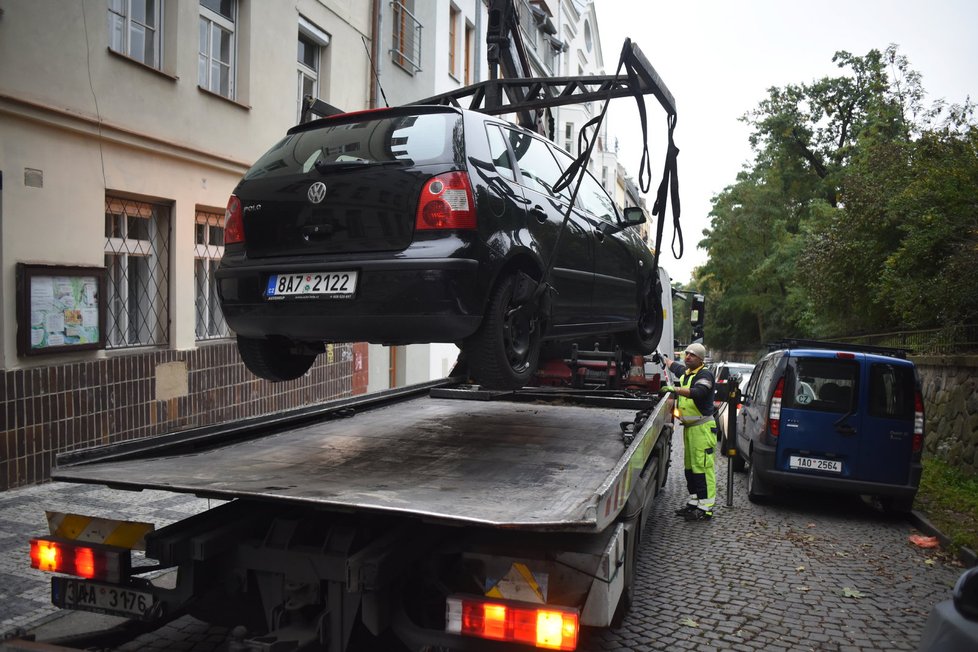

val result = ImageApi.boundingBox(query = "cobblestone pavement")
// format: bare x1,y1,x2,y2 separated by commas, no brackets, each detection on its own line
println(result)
1,435,965,651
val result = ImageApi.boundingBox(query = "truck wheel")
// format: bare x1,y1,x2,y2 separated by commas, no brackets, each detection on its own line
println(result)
746,451,769,503
237,335,316,382
620,276,663,355
464,273,541,390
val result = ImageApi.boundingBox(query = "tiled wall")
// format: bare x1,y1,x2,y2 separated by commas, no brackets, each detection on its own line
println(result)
0,341,370,491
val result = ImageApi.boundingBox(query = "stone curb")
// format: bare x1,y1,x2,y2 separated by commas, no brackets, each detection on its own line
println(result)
908,509,978,567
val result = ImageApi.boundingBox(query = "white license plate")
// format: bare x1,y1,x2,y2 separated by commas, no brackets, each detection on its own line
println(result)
266,271,358,299
789,455,842,473
53,577,155,619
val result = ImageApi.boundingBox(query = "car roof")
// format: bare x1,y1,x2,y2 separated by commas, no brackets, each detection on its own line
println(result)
784,348,915,366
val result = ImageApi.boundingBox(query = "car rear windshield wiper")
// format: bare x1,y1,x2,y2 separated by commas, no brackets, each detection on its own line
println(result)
313,159,408,173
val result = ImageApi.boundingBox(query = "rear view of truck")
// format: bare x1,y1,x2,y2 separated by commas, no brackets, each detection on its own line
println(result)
23,382,673,651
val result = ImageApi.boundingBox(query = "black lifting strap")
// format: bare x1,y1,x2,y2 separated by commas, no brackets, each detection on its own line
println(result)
651,112,682,274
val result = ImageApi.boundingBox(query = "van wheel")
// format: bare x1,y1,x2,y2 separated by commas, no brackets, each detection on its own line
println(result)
237,335,316,382
880,495,914,515
464,273,542,390
620,276,663,355
746,451,769,503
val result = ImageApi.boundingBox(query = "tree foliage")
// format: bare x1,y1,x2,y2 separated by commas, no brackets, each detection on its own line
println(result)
696,45,978,352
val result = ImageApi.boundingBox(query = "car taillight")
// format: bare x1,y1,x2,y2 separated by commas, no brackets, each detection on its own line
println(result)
446,595,578,650
30,538,130,583
225,195,244,244
416,172,476,230
913,390,924,453
769,377,785,437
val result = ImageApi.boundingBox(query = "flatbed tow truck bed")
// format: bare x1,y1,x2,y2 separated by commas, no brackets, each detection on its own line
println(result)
23,381,673,651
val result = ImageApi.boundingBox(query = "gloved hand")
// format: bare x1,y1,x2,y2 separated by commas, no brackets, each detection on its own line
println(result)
659,385,676,394
651,351,663,364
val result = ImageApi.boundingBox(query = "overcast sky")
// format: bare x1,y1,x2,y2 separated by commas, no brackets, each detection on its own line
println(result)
592,0,978,285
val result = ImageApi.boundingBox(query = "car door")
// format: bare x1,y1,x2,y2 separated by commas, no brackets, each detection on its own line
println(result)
857,360,917,484
776,354,861,478
549,147,641,326
503,128,594,325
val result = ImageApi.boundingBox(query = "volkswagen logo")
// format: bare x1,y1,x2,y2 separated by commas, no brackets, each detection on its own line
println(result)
307,181,327,204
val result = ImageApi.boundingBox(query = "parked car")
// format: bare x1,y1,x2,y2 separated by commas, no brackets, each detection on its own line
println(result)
710,361,755,448
918,566,978,651
733,339,924,512
215,105,662,389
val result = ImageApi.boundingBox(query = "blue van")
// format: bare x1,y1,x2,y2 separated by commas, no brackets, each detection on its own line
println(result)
733,339,924,512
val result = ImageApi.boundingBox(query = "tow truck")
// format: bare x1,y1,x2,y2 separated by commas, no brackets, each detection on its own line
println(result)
12,2,687,649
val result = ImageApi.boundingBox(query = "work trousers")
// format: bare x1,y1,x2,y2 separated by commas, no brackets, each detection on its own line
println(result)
682,419,717,510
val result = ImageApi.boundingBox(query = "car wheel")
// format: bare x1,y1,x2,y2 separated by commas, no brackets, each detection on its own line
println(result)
237,335,316,382
620,275,663,355
746,451,769,503
464,273,542,390
879,495,915,515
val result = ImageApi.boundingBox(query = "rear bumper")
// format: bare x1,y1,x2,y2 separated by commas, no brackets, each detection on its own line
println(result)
217,257,484,344
752,446,922,498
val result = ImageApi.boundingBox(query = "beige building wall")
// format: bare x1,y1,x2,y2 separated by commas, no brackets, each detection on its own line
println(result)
0,0,372,369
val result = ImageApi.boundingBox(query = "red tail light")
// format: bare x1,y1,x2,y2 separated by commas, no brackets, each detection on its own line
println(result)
30,538,130,583
446,595,578,650
225,195,244,244
913,390,924,453
416,172,476,230
769,377,785,437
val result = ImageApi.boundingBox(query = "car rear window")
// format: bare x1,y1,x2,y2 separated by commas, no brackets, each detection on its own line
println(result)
242,111,461,181
869,363,915,420
783,357,859,413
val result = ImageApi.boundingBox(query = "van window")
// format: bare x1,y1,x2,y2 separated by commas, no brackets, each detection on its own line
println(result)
749,356,776,399
784,357,858,413
869,363,915,419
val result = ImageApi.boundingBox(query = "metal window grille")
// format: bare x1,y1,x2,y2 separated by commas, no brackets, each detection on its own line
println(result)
390,0,422,74
108,0,162,68
194,209,230,340
198,0,236,98
104,196,170,348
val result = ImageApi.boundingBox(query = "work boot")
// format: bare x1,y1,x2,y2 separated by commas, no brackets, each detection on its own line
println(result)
674,504,698,517
683,507,713,521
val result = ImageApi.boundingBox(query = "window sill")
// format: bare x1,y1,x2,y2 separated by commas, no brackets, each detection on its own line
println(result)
107,47,179,81
197,86,251,111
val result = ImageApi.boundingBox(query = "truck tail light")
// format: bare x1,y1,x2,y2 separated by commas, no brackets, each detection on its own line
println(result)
30,538,130,583
225,195,245,244
446,595,578,650
416,172,476,230
769,377,785,437
913,390,924,453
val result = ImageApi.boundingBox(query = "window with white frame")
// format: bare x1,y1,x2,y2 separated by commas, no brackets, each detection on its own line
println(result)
198,0,236,98
297,17,330,123
564,122,573,154
448,5,459,77
194,209,229,340
108,0,162,68
104,196,170,348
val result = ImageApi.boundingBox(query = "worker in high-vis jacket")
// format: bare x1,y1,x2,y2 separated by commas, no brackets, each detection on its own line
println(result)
656,343,717,521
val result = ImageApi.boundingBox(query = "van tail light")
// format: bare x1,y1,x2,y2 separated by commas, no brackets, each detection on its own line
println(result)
446,595,578,650
769,377,785,437
416,172,477,230
225,195,245,244
30,538,130,583
913,390,924,454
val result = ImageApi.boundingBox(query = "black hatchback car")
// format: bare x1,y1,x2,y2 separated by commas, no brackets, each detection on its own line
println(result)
216,105,662,388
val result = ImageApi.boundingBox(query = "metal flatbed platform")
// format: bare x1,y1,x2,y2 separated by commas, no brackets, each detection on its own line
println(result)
52,387,668,532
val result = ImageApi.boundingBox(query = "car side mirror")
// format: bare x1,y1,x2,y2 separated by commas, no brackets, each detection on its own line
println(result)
623,206,646,226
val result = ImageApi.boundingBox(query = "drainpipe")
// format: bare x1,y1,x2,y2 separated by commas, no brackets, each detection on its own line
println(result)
370,0,382,108
474,0,483,82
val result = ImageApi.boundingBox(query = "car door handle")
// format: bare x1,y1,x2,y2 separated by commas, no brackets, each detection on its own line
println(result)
530,205,548,223
835,424,857,436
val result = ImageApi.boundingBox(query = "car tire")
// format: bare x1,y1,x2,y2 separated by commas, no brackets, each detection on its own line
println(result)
464,273,542,390
237,335,316,382
619,275,663,355
746,450,769,503
880,495,915,515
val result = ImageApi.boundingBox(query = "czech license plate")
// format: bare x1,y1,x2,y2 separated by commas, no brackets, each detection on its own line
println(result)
789,455,842,473
266,271,358,299
52,576,155,619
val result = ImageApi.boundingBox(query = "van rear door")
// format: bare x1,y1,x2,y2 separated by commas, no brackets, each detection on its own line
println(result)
857,360,917,484
777,354,861,478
